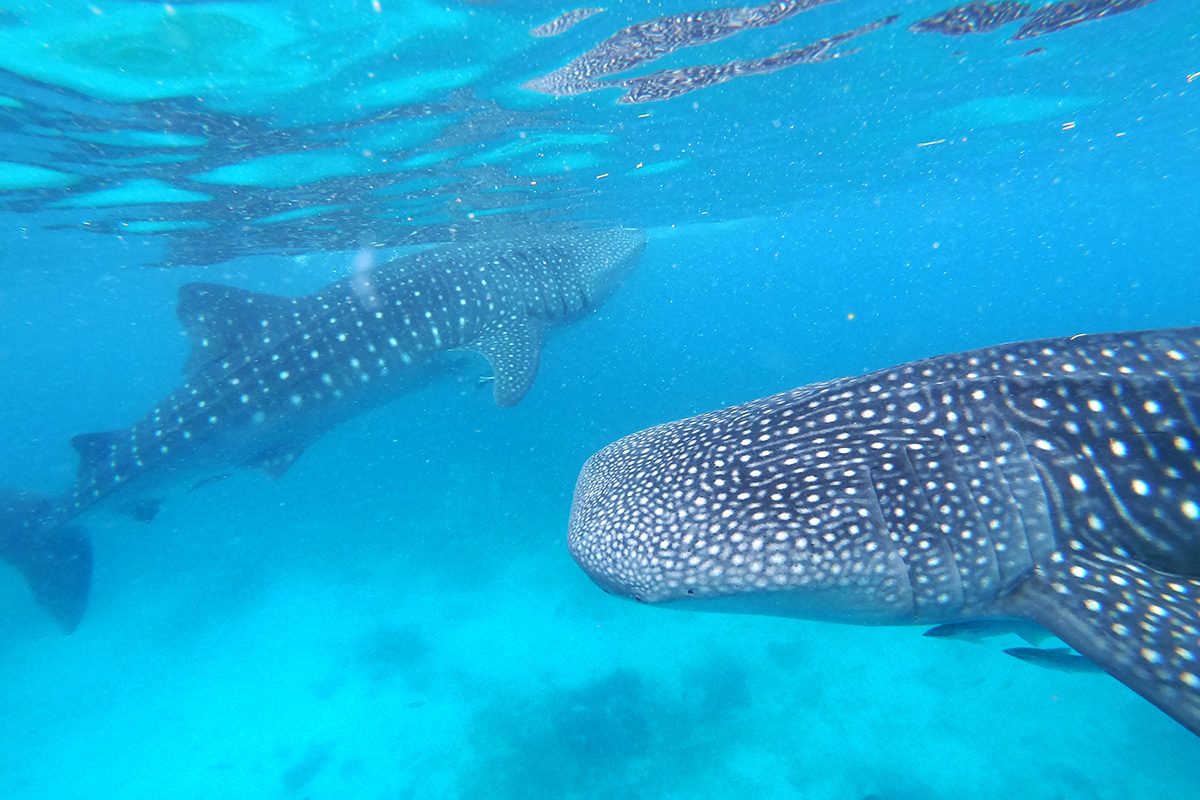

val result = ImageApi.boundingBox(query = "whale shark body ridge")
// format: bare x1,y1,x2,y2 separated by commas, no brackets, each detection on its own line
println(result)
569,326,1200,736
3,227,647,630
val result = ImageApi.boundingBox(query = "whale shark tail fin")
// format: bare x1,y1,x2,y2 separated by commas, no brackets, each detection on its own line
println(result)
0,490,92,633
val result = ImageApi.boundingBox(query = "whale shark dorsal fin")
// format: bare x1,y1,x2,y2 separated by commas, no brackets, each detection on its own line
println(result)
70,431,122,463
70,431,126,495
177,282,303,374
467,313,543,407
1008,549,1200,734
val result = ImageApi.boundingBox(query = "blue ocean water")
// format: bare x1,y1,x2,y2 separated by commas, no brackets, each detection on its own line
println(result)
0,0,1198,796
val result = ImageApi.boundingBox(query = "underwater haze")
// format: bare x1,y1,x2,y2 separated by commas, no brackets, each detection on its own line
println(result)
1,0,1199,797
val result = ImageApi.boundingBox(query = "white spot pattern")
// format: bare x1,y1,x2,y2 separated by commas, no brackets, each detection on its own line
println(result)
569,327,1200,733
66,230,646,516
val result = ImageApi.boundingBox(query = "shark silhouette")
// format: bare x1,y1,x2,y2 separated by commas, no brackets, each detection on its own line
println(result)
4,228,646,631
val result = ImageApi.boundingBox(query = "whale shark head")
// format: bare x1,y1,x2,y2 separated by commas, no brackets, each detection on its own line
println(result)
552,227,647,316
567,386,915,623
570,327,1200,736
449,227,645,327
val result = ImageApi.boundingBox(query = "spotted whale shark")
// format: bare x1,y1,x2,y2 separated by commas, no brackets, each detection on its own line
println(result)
4,228,646,632
569,327,1200,736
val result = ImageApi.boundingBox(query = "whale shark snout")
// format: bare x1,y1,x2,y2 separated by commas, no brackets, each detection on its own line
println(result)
569,408,914,622
569,410,754,606
569,427,685,603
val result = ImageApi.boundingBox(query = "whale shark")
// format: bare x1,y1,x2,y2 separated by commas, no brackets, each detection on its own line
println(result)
569,327,1200,736
4,228,646,632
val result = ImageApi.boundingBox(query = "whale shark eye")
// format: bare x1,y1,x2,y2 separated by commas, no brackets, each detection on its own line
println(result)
686,588,696,596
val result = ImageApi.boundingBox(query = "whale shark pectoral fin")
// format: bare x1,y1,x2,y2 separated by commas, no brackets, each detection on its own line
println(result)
468,313,543,407
177,282,303,374
1007,549,1200,735
242,442,309,480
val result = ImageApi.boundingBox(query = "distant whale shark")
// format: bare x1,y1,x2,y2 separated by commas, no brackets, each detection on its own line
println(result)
4,228,646,632
569,327,1200,736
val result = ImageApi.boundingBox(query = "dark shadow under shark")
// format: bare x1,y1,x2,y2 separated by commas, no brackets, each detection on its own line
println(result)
3,227,646,632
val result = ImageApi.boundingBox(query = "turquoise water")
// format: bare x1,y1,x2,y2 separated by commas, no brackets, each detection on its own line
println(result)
1,0,1199,797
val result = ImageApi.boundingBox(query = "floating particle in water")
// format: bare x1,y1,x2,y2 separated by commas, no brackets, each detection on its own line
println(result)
909,1,1030,36
523,0,839,97
1010,0,1157,41
610,15,898,104
530,7,606,37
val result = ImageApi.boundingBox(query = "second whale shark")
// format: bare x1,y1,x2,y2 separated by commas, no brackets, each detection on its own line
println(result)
4,227,647,632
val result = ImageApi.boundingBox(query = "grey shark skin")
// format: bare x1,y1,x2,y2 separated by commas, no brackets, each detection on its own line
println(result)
569,327,1200,736
4,228,646,631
